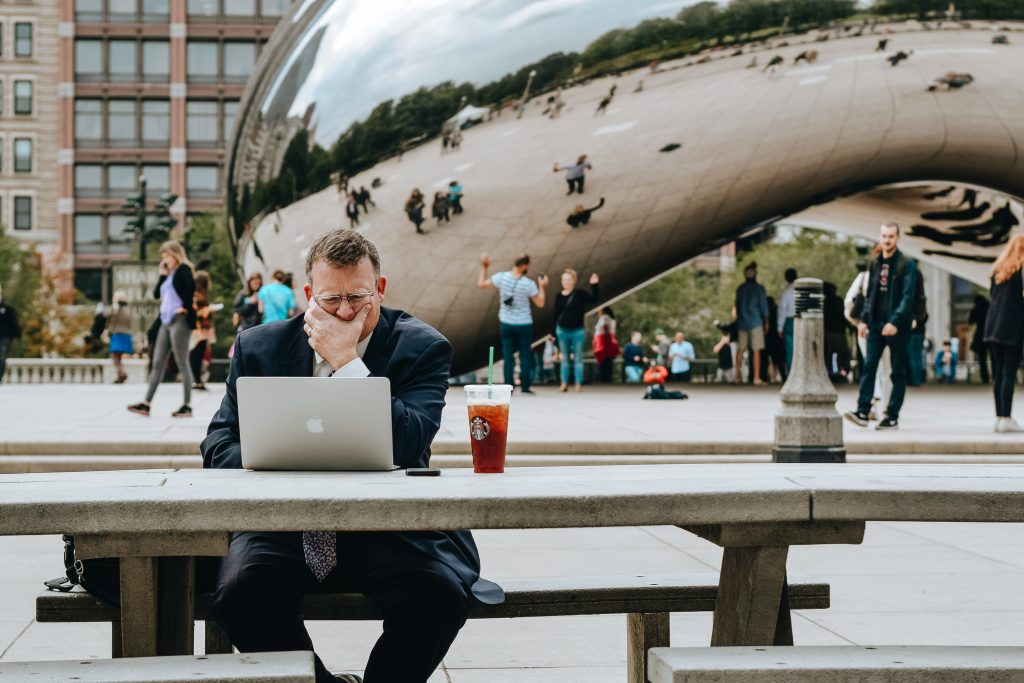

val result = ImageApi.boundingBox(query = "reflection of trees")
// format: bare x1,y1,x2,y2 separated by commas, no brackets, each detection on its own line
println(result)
873,0,1024,20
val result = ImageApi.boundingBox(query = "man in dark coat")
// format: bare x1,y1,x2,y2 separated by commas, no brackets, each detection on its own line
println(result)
202,229,502,683
0,284,22,383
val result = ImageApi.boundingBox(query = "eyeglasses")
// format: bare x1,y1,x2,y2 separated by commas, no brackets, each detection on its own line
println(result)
313,289,377,313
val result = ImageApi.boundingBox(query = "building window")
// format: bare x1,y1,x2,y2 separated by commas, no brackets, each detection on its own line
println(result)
14,23,32,57
261,0,287,17
108,40,137,83
74,215,103,252
108,165,137,196
75,99,103,144
108,0,136,21
0,79,4,114
142,41,170,82
75,165,104,198
14,81,32,115
224,42,256,83
107,100,137,147
76,0,104,22
0,21,3,56
141,0,171,21
106,215,133,252
187,0,217,17
187,41,218,83
75,40,104,81
187,100,219,146
187,166,219,198
141,100,170,146
14,196,32,230
141,165,170,193
13,139,32,173
223,100,239,141
225,0,255,16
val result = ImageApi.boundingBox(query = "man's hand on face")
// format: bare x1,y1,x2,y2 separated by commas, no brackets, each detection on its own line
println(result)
304,299,371,371
881,323,898,337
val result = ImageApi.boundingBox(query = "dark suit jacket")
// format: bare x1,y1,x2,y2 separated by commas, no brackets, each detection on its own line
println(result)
860,249,917,332
201,307,503,604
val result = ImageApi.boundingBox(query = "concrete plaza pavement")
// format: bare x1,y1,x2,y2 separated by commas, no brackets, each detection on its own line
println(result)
0,382,1020,470
4,522,1024,681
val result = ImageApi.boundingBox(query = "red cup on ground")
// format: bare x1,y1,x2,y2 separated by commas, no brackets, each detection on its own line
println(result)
464,384,512,473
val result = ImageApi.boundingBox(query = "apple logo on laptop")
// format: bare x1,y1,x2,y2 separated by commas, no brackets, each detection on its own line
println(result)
306,416,325,434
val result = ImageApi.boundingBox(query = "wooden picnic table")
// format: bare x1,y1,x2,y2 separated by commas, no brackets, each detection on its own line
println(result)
2,463,1024,659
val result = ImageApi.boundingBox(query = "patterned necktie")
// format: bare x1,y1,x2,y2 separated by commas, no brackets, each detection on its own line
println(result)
303,531,337,582
304,357,337,581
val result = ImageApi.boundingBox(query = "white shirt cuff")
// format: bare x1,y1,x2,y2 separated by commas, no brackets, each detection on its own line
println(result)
331,357,371,378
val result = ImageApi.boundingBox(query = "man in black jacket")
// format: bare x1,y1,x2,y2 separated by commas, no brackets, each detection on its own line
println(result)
845,223,918,430
202,229,502,683
0,284,22,383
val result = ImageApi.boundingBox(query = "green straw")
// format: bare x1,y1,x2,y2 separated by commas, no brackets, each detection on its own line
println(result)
487,346,494,398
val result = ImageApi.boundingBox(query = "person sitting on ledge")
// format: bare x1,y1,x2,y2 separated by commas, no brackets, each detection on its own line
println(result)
566,198,606,228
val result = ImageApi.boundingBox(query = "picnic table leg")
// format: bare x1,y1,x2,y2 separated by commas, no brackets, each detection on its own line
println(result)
157,556,195,655
774,576,794,646
711,545,789,646
119,556,158,657
626,612,669,683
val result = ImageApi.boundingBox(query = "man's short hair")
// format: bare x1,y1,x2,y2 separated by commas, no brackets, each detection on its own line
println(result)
305,229,381,282
881,221,900,234
514,254,531,268
785,268,797,282
272,270,285,282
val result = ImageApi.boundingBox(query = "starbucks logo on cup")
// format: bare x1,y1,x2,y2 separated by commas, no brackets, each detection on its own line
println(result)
470,416,491,440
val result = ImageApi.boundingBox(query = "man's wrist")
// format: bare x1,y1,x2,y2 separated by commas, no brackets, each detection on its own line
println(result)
327,351,359,371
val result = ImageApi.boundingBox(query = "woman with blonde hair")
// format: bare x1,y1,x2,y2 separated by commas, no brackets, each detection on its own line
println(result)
983,234,1024,432
552,268,599,392
128,240,195,418
106,290,133,383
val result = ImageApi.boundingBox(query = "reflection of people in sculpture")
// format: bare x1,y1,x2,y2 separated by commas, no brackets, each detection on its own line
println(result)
875,38,889,51
432,192,450,224
921,200,989,222
448,180,464,214
922,186,955,200
762,55,784,73
554,155,592,195
441,130,451,155
911,204,1019,247
927,71,973,91
405,189,426,235
594,95,611,115
793,50,817,65
958,188,978,210
566,198,605,228
356,186,375,211
887,50,912,66
345,192,360,228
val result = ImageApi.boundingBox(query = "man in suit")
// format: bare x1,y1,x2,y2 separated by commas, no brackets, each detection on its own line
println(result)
202,229,503,683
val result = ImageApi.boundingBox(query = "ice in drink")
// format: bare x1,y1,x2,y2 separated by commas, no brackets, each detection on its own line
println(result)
464,384,512,473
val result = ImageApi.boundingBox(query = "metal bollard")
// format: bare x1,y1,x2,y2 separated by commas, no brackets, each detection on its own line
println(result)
772,278,846,463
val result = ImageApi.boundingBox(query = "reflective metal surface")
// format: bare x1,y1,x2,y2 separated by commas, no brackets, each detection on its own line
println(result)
227,2,1024,372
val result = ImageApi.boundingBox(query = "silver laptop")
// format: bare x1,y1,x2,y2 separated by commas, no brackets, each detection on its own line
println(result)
237,376,395,471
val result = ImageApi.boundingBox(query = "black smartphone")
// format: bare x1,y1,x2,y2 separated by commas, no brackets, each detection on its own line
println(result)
405,468,441,476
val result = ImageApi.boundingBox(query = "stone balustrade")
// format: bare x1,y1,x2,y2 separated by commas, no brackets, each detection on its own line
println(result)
3,358,149,384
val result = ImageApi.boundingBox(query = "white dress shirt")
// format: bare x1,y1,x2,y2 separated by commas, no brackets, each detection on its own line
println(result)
778,283,796,333
313,335,372,378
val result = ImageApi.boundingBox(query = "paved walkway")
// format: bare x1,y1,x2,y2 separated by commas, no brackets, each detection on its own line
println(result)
0,383,1019,469
4,521,1024,680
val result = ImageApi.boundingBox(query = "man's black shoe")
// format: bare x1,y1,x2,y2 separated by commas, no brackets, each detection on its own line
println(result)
520,388,536,394
875,417,899,430
843,410,870,427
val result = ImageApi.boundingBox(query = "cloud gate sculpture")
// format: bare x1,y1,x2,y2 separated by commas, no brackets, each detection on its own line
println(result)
227,0,1024,373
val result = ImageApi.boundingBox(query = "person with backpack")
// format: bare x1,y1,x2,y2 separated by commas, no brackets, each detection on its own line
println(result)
845,223,918,430
845,261,891,418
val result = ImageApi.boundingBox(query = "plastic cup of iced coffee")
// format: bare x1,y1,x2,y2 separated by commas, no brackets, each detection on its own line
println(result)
464,384,512,473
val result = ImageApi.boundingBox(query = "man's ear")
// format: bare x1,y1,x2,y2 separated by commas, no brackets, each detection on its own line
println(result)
303,282,313,303
377,276,387,304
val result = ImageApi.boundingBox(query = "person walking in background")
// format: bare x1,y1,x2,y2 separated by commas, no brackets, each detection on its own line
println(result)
934,340,958,383
778,268,798,377
233,272,263,334
668,331,695,383
106,290,133,384
845,222,917,431
623,332,647,383
477,254,548,394
553,268,599,392
432,192,451,225
713,320,737,383
734,262,769,385
554,155,592,195
566,198,606,228
128,240,195,418
0,283,22,384
593,306,619,383
448,181,464,215
258,270,297,324
540,335,558,385
190,271,217,392
345,192,360,228
984,234,1024,432
764,296,786,382
845,261,891,419
651,329,671,366
968,294,990,383
823,282,851,383
906,266,928,387
357,186,375,211
406,189,426,234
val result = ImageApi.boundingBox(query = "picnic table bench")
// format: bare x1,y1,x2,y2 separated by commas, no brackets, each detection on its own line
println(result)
6,463,1024,681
